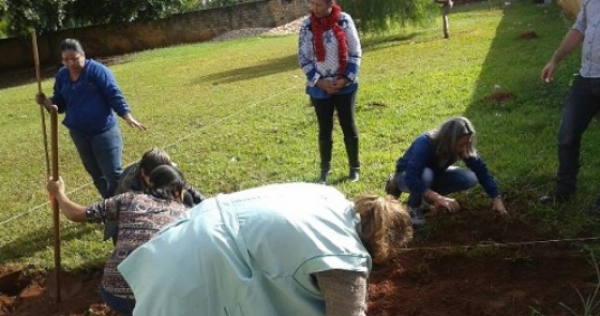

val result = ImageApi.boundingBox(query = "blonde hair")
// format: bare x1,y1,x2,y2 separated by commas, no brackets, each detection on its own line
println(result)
354,195,413,264
429,116,477,162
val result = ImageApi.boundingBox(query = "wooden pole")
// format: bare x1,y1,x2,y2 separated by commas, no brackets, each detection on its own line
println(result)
31,30,51,176
31,29,61,303
50,107,61,304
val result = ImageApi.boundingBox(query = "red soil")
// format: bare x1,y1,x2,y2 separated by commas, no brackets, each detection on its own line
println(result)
1,210,596,316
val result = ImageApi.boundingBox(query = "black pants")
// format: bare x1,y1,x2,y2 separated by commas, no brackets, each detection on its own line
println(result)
311,91,359,170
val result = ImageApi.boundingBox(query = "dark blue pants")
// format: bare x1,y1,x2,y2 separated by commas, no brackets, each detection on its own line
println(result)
98,286,135,316
556,75,600,193
396,166,478,209
69,125,123,198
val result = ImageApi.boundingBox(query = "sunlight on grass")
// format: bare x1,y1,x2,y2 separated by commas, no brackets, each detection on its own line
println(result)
0,1,596,270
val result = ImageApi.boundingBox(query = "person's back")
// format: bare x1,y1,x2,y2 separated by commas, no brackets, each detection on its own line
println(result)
119,183,371,316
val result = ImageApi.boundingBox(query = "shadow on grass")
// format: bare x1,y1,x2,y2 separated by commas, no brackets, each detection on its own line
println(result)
457,2,599,234
0,224,98,263
0,55,134,90
361,32,419,53
194,54,298,85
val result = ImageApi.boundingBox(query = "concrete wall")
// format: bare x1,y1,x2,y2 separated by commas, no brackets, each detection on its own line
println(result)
0,0,307,71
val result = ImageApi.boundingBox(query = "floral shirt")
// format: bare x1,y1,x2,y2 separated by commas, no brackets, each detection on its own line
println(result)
86,192,188,298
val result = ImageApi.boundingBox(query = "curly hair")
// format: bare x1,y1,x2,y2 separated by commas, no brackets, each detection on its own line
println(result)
354,195,413,264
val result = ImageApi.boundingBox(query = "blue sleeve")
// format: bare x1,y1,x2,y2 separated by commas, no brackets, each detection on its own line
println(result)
572,0,587,33
50,72,67,113
464,155,500,198
403,138,434,196
342,14,361,83
91,62,131,117
298,20,321,87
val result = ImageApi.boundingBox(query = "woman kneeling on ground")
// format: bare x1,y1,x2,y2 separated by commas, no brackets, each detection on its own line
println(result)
385,116,508,226
116,147,206,207
47,165,189,316
117,182,413,316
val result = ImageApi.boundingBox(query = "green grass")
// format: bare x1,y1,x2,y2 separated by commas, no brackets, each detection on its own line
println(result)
0,0,597,271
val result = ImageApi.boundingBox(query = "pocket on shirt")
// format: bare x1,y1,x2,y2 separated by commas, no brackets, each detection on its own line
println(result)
224,303,245,316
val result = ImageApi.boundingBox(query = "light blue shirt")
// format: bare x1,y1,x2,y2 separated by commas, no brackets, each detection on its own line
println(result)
118,183,371,316
573,0,600,78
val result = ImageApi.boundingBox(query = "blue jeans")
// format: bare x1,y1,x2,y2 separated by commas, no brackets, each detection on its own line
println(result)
98,286,135,316
69,125,123,198
556,75,600,193
396,166,478,209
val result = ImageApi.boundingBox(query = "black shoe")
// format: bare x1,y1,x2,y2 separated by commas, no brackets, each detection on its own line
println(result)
385,173,401,198
539,191,573,204
319,170,331,184
348,168,360,183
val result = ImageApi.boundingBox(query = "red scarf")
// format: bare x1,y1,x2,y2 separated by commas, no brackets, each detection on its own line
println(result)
310,4,348,76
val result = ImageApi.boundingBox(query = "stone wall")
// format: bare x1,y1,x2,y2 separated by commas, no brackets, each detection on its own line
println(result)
0,0,307,71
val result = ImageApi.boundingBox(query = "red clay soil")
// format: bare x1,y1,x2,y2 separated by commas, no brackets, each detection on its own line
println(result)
1,211,597,316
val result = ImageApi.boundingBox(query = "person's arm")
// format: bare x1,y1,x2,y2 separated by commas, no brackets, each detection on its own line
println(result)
314,270,367,316
342,14,362,84
463,156,507,215
298,19,321,88
46,178,87,222
541,4,586,84
94,63,146,130
36,72,66,113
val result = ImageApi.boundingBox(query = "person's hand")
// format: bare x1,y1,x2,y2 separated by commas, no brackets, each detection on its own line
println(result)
47,176,65,197
35,93,48,106
316,80,337,95
541,60,556,83
332,77,349,92
434,196,460,213
492,197,508,215
123,113,146,131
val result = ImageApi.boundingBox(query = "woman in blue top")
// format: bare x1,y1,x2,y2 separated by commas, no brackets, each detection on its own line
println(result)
118,183,413,316
385,116,507,226
298,0,362,184
36,38,145,198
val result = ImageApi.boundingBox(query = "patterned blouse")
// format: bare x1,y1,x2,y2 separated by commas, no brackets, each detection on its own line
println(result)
85,192,188,298
298,12,362,99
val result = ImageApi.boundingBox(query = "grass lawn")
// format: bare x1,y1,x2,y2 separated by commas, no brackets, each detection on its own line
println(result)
0,0,597,271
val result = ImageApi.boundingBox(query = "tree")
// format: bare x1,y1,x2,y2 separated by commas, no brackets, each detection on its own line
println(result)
3,0,186,37
336,0,436,32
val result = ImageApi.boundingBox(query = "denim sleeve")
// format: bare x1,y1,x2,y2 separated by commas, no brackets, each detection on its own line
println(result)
403,139,434,195
93,62,131,117
463,155,500,198
50,73,67,113
342,14,361,83
298,19,321,87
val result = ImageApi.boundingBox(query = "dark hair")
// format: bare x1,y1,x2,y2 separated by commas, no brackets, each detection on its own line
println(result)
59,38,85,55
146,165,186,202
139,148,173,177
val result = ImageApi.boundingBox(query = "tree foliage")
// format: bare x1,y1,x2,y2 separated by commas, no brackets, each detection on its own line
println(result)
336,0,436,32
3,0,186,37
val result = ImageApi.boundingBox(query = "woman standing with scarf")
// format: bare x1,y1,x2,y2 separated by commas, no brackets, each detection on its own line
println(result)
298,0,362,184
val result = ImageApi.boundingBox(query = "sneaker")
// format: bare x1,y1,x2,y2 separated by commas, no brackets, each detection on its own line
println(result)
539,190,573,205
384,173,401,198
408,207,426,227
